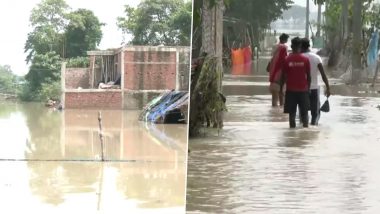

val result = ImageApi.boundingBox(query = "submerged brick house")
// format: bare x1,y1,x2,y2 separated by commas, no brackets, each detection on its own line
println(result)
61,46,190,110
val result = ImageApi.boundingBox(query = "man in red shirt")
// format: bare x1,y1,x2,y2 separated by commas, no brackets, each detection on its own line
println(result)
282,37,311,128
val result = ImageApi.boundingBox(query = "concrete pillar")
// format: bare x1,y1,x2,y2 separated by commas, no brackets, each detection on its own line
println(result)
61,62,66,107
176,49,180,91
121,48,125,109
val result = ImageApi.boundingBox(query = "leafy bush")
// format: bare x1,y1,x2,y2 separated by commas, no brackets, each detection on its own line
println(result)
66,56,90,68
38,81,61,101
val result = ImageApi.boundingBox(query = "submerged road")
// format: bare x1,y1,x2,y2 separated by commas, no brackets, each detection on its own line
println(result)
187,72,380,213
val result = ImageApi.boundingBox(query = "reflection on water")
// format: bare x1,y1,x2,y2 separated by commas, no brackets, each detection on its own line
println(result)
0,102,187,213
187,95,380,213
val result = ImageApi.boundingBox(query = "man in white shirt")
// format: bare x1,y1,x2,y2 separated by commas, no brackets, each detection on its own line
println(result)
301,38,331,125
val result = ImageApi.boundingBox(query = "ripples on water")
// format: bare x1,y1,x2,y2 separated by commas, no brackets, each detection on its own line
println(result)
187,95,380,214
0,102,187,213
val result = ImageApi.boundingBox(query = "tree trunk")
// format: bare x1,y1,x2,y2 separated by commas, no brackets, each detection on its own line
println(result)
316,3,322,37
306,0,310,38
342,0,349,40
189,0,225,136
201,0,216,55
351,0,362,85
201,0,224,90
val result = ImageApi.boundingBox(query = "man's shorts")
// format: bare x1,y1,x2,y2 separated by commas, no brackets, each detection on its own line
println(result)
284,91,310,114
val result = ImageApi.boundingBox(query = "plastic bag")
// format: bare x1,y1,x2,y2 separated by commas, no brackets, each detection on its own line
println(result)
320,98,330,113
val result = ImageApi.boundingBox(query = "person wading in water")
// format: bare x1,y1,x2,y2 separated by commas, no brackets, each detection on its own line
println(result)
281,37,311,128
267,33,289,107
301,38,331,125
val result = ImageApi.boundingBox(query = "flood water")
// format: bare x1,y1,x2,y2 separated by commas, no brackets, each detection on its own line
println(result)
186,74,380,213
0,102,187,213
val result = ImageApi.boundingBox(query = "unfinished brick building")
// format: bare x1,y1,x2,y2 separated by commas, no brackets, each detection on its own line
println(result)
62,46,190,110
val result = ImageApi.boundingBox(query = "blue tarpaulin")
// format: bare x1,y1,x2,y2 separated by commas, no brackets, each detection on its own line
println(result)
139,90,188,124
367,31,379,76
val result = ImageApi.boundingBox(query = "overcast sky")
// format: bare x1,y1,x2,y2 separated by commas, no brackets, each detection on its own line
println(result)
0,0,140,76
293,0,320,12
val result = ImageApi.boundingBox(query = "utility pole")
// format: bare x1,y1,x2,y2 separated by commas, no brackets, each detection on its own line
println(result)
306,0,310,38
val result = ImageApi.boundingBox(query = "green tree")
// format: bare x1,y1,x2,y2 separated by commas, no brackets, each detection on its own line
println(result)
117,0,192,46
0,65,17,94
23,52,61,101
224,0,293,42
24,0,69,63
23,0,104,101
65,9,104,58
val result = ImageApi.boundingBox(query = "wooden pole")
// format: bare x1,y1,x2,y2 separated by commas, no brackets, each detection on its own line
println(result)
98,111,104,161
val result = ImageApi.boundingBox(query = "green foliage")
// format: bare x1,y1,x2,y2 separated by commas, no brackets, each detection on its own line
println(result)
23,0,104,102
39,80,61,101
22,52,61,101
225,0,293,30
18,82,36,101
193,0,293,51
323,0,378,44
66,56,89,68
363,3,380,30
0,65,18,94
117,0,192,46
25,0,104,62
323,0,342,34
65,9,104,58
25,0,69,63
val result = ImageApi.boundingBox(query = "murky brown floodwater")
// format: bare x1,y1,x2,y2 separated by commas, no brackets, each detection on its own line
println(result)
0,102,187,213
187,73,380,213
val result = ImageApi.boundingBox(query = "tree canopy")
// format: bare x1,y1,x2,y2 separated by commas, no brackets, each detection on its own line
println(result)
65,9,104,58
117,0,192,46
225,0,293,33
22,0,103,101
0,65,18,94
25,0,69,63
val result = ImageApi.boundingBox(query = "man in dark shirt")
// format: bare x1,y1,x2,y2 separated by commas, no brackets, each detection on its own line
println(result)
282,37,311,128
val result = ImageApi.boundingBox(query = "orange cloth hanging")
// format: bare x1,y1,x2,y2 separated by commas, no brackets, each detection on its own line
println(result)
231,48,244,65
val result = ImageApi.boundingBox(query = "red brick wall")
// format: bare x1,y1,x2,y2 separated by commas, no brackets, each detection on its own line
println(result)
65,91,122,109
124,50,176,90
65,68,90,89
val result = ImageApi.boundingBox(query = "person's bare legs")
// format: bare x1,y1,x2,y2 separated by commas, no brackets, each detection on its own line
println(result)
279,91,284,106
270,83,280,106
272,91,279,106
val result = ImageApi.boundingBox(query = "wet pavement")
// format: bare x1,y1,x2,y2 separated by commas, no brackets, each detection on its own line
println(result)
0,102,187,213
186,72,380,213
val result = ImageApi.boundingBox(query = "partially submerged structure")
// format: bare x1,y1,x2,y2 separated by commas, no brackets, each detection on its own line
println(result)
61,46,190,110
